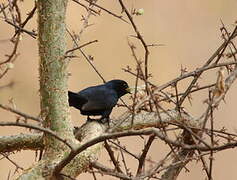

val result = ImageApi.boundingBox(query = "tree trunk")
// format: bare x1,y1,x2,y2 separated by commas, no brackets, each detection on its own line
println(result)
38,0,75,156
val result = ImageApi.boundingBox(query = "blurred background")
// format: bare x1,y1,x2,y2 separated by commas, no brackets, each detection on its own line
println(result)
0,0,237,179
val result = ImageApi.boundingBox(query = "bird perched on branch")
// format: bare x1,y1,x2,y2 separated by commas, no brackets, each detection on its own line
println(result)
68,79,130,123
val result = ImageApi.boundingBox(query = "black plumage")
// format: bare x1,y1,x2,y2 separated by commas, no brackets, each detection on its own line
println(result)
68,79,130,121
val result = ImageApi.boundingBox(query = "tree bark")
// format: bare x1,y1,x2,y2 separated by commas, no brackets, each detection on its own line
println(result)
37,0,75,156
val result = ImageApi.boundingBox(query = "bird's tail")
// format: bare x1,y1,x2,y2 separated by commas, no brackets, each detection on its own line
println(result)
68,91,87,109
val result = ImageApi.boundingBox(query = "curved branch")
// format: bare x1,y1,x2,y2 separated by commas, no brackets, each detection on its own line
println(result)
0,103,42,122
160,44,237,180
53,109,192,175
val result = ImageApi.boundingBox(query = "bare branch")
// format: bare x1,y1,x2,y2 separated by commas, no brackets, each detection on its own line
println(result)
0,133,43,153
0,103,42,122
0,122,74,150
91,162,132,180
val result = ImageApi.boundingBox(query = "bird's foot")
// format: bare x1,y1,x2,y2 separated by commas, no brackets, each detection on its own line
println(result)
87,116,107,122
87,116,93,121
98,117,110,128
98,117,108,123
87,116,110,127
87,116,101,121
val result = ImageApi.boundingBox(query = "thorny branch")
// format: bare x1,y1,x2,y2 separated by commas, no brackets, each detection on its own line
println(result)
1,1,237,180
0,122,74,150
0,1,36,81
0,103,42,122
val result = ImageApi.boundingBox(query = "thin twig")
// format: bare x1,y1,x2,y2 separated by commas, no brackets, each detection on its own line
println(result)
118,0,150,79
0,103,42,122
136,135,155,175
104,140,123,173
91,162,132,180
82,0,129,23
65,40,98,54
178,25,237,106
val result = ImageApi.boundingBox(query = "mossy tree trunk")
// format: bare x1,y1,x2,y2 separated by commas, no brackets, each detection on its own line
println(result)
17,1,105,179
38,0,75,156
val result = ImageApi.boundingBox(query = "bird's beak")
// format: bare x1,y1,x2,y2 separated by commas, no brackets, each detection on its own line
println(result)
126,87,132,94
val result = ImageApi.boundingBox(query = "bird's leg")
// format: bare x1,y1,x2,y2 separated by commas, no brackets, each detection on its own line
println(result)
99,117,109,124
107,118,110,128
98,116,110,129
88,116,103,122
87,116,93,121
100,109,112,127
105,117,110,128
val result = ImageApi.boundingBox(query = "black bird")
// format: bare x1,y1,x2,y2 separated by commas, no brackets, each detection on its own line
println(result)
68,79,130,122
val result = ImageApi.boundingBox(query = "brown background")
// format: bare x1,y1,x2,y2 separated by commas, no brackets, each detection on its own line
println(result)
0,0,237,179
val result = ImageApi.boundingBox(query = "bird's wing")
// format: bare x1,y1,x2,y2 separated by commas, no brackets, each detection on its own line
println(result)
79,86,118,111
68,91,88,109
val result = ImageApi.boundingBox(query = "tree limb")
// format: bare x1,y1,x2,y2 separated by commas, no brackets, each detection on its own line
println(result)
0,133,43,153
